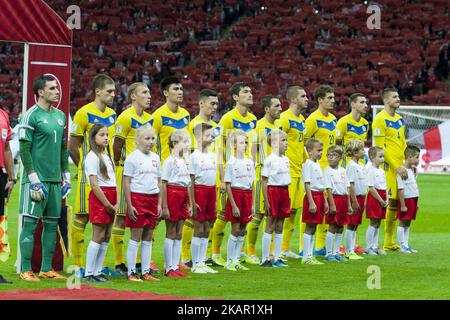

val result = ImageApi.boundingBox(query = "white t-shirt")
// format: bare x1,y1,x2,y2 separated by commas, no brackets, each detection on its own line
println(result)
302,159,325,192
161,155,191,187
189,149,217,186
367,166,386,190
262,153,291,186
123,149,161,194
346,159,367,196
397,168,419,199
224,156,255,190
323,166,349,196
85,151,116,187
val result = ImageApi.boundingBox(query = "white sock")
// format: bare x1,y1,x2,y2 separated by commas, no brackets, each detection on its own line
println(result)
172,240,182,271
262,232,271,262
85,241,100,276
274,233,283,261
94,242,108,276
372,227,380,250
333,233,343,255
310,234,315,257
191,236,201,268
366,226,376,250
351,230,357,252
126,240,139,276
326,231,334,256
404,226,410,248
200,238,208,265
397,226,405,247
235,236,245,263
227,235,237,264
164,238,174,272
345,230,355,254
302,234,312,259
141,240,152,275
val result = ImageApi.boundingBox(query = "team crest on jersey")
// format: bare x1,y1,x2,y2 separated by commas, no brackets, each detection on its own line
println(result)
109,117,115,124
57,119,64,126
249,122,255,129
152,160,157,167
246,164,252,172
184,118,188,124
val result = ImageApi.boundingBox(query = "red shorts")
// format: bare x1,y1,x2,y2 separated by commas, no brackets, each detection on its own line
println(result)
125,193,158,229
326,195,349,227
302,191,325,224
366,189,387,219
194,185,217,221
397,197,418,221
89,187,117,224
167,185,189,222
267,186,291,219
225,188,253,224
348,195,365,226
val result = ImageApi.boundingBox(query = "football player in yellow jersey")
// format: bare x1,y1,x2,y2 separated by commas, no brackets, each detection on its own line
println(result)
276,86,308,259
335,93,369,255
246,95,282,264
181,89,220,268
304,85,337,255
111,82,153,275
68,74,117,276
152,76,190,165
211,82,257,267
372,88,408,252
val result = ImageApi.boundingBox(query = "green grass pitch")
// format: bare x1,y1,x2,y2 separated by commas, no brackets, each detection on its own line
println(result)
1,168,450,299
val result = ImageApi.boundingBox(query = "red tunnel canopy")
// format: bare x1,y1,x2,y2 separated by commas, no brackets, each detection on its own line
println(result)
0,0,72,45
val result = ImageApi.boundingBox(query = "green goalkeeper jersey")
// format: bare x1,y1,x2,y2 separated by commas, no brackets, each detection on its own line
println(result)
19,104,67,183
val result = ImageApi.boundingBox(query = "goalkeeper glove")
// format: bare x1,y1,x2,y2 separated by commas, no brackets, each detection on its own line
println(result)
61,171,71,199
29,172,48,202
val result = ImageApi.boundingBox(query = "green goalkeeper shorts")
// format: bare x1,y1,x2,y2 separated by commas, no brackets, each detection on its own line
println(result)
19,182,62,220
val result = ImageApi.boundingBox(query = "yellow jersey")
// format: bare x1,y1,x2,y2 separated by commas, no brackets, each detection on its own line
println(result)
188,115,220,152
304,109,337,169
372,109,406,169
113,105,153,165
276,108,307,178
254,117,278,170
70,102,116,181
336,113,369,145
218,107,257,161
152,103,190,164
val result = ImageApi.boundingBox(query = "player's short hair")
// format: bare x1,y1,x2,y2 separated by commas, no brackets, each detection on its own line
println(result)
267,129,287,148
368,146,384,160
381,88,398,103
193,122,213,139
160,76,181,96
286,86,304,103
305,138,323,151
199,89,218,101
345,139,365,157
92,74,115,92
33,74,56,96
134,125,155,147
313,85,334,103
348,93,365,105
261,95,274,111
328,145,345,158
168,129,190,150
230,129,248,148
230,82,250,99
404,145,420,159
128,82,148,101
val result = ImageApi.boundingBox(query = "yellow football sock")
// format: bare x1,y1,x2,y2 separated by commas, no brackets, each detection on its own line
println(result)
384,206,398,247
246,216,262,256
71,218,87,267
111,227,125,267
212,213,227,255
281,210,297,251
315,223,327,250
207,231,213,258
298,212,306,251
181,219,194,261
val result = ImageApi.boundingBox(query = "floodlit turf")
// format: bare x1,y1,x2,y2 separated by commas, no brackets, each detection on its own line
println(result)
1,168,450,300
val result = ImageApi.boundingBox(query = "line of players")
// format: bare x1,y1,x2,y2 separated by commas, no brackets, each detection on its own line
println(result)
69,74,420,281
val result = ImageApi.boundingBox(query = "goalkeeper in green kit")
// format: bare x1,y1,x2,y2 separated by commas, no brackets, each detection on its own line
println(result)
18,75,71,282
